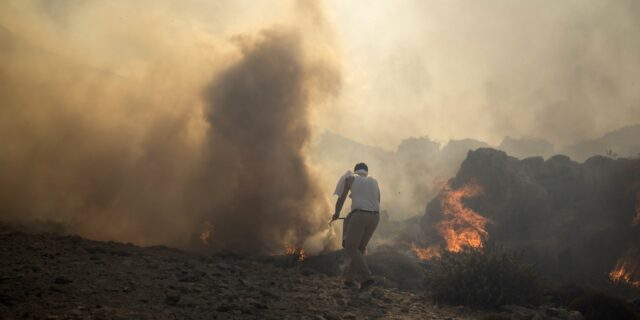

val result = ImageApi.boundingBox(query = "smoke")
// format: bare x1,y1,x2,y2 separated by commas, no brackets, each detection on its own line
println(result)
195,26,341,253
0,0,340,252
322,0,640,149
4,0,640,252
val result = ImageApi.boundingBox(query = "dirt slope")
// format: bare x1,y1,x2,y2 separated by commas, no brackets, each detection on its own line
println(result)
0,227,480,320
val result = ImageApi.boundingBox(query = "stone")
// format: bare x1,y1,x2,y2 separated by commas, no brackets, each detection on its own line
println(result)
176,271,204,282
259,288,280,300
566,311,584,320
357,291,372,302
54,276,72,285
531,313,545,320
502,305,538,319
165,290,181,306
371,288,385,299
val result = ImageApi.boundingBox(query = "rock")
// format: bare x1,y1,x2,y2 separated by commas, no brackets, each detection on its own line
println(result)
68,309,83,317
531,313,545,320
357,291,372,302
259,288,280,300
371,288,385,299
49,285,66,293
178,297,197,307
176,270,204,282
323,312,340,320
566,311,584,320
502,305,538,319
165,290,181,306
54,276,72,285
343,312,356,319
301,269,317,276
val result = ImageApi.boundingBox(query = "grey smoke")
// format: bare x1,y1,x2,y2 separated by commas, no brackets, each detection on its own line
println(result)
194,28,341,253
0,0,341,253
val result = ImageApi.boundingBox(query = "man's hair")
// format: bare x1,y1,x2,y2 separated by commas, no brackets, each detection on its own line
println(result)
354,162,368,172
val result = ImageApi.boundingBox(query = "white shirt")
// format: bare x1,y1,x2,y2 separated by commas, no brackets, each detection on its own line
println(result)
350,175,380,212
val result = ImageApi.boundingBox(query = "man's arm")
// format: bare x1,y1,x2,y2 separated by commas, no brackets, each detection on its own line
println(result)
332,176,354,221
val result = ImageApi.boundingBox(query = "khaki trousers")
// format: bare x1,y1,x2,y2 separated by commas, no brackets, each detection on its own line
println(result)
344,211,379,282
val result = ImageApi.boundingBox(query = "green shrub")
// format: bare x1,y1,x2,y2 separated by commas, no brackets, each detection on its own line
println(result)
424,246,542,309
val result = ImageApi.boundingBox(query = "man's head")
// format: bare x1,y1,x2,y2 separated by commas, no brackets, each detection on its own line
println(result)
354,162,368,173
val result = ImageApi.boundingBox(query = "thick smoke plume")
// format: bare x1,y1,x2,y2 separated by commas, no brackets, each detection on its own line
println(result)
0,0,340,252
195,28,340,253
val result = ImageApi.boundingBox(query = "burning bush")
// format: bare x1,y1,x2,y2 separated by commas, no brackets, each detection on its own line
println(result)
425,246,542,309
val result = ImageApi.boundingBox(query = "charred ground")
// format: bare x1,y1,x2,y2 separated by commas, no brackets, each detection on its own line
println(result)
0,224,486,320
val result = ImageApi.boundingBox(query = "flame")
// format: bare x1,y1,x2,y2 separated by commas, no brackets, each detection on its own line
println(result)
405,182,489,261
609,257,640,288
609,163,640,286
609,246,640,287
408,242,441,260
284,246,306,262
437,182,489,252
200,221,214,245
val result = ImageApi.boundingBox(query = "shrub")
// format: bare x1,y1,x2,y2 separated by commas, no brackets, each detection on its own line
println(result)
424,246,542,309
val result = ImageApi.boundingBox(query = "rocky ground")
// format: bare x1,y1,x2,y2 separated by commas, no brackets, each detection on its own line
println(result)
0,225,494,320
0,224,602,320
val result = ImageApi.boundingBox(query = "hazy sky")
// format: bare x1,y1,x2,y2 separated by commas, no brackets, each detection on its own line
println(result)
3,0,639,150
323,0,640,149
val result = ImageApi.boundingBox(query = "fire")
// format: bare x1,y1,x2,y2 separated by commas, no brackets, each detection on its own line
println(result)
200,221,214,245
609,186,640,287
609,255,640,288
408,242,441,260
284,246,306,262
437,182,489,252
406,181,489,261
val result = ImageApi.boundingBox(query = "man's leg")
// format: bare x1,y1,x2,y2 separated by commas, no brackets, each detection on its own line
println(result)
358,214,380,253
344,213,372,282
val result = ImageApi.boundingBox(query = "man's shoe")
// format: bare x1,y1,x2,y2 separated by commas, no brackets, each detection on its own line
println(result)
359,279,375,291
343,280,357,289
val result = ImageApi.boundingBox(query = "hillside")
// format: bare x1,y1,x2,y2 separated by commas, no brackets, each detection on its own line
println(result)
0,225,482,320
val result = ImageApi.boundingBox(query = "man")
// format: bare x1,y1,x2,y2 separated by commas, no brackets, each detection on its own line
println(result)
331,162,380,290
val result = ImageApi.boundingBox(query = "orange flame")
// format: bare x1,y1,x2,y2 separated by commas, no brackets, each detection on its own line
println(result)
609,187,640,286
284,246,306,262
408,242,441,260
200,221,214,245
609,257,640,288
438,182,489,252
407,182,489,261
